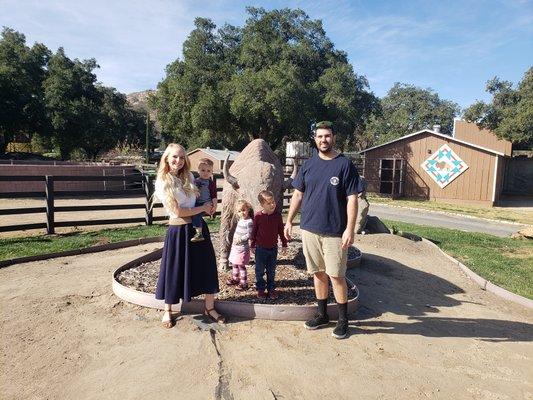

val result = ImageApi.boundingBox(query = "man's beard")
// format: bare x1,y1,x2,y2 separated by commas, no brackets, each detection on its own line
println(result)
317,144,333,154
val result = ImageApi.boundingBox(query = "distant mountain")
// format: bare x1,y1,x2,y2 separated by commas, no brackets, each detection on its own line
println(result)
126,90,161,134
126,90,154,111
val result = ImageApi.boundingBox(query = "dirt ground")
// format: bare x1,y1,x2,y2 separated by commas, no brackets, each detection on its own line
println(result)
1,230,532,400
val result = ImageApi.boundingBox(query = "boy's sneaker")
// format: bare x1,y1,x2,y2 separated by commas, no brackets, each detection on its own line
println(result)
235,283,248,291
267,289,279,300
191,230,204,242
304,314,330,330
257,289,268,299
332,319,348,339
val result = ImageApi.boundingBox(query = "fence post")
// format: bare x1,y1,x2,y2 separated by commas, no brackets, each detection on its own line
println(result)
144,173,153,225
45,175,55,234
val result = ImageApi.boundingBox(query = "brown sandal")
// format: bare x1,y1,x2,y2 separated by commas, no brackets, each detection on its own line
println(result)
161,309,175,329
204,307,226,324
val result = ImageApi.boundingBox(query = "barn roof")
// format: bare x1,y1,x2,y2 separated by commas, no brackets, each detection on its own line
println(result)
188,147,240,161
358,129,506,157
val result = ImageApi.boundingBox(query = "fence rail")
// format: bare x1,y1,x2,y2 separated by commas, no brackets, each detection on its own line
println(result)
0,173,152,234
0,174,292,234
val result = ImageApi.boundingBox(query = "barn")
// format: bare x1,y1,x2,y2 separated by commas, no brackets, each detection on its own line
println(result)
359,121,514,206
187,147,240,174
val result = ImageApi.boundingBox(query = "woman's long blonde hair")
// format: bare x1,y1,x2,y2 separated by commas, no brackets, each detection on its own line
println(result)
155,143,197,208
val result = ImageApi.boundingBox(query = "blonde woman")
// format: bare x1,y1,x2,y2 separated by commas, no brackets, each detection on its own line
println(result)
154,143,225,328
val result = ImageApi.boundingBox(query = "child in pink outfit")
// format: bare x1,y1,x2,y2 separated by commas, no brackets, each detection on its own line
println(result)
227,199,253,290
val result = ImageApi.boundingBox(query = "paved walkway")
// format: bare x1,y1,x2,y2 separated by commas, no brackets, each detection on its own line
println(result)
371,203,528,237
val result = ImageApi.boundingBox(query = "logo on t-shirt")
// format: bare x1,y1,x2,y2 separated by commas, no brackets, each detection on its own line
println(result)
330,176,339,186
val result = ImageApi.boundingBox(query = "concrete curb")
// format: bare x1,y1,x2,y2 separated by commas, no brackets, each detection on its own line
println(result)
112,248,359,321
372,202,530,227
422,238,533,309
0,236,165,269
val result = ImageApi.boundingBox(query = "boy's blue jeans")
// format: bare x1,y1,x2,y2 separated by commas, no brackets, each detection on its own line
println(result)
254,246,278,291
192,199,209,228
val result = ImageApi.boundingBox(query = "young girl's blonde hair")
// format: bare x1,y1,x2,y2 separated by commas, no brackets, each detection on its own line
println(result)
234,199,252,219
155,143,197,209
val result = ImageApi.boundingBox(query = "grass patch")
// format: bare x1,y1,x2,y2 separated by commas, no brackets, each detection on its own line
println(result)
370,194,533,225
383,219,533,300
0,218,221,261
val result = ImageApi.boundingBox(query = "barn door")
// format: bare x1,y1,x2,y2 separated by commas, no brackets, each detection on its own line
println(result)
503,157,533,195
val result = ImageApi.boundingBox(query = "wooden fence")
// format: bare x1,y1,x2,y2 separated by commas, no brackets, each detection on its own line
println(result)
0,173,291,234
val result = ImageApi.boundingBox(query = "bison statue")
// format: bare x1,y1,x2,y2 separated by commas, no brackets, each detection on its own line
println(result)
218,139,297,271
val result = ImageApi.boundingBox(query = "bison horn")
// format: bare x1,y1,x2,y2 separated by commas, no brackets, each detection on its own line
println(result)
223,152,239,190
283,157,299,190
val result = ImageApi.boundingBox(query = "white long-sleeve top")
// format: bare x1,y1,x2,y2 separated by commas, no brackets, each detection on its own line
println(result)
154,173,196,219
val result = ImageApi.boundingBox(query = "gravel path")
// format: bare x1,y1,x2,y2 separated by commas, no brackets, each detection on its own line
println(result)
117,232,361,305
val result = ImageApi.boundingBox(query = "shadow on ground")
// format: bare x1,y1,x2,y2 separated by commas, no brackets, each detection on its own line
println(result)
347,253,533,343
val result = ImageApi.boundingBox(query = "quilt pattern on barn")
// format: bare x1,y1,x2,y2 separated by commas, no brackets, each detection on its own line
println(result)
421,144,468,188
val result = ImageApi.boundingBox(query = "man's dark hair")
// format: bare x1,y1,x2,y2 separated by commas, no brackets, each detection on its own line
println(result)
311,120,334,136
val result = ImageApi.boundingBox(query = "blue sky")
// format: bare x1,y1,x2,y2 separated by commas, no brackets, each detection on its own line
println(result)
1,0,532,108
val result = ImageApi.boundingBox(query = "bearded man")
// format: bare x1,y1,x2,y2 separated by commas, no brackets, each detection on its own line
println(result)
284,121,360,339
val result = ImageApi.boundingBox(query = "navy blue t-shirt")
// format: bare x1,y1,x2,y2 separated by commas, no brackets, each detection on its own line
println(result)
292,153,360,236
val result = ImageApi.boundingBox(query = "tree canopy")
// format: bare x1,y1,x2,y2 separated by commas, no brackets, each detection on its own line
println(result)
152,8,379,151
0,27,147,159
464,68,533,147
0,28,50,155
365,83,460,146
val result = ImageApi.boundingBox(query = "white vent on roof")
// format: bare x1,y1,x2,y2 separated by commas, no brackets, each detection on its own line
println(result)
433,124,441,133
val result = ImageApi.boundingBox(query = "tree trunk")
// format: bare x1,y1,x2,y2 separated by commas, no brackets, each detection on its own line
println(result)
59,146,69,161
0,133,7,156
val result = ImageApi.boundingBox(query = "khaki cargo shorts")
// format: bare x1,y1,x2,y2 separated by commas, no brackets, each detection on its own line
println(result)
301,229,347,278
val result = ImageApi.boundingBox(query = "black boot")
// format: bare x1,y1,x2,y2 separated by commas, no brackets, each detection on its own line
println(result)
304,299,330,330
332,302,348,339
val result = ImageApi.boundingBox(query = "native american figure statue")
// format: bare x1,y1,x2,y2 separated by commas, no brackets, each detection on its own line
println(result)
218,139,297,271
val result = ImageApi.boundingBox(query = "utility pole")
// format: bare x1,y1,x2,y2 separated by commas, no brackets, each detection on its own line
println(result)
145,111,150,164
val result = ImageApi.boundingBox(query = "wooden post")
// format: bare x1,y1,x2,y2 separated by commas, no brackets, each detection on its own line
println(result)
45,175,55,234
392,158,396,199
399,159,404,196
144,174,153,225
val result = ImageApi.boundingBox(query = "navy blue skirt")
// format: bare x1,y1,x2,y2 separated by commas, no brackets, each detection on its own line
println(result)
155,220,219,304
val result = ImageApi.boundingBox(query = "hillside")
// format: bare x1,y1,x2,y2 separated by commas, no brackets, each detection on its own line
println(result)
126,90,161,134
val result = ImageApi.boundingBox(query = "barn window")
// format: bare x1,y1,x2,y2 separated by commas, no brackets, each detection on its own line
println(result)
379,158,404,197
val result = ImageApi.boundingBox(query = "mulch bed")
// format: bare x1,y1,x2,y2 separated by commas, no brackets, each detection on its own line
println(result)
117,233,360,305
